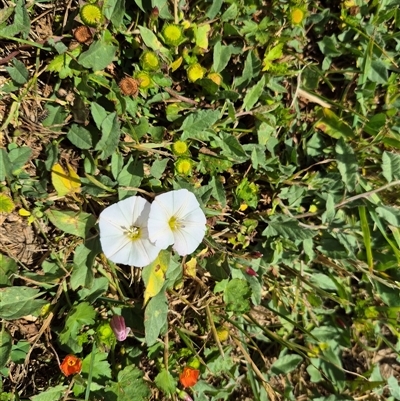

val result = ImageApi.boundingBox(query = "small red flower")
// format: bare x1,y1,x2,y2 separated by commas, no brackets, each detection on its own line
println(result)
60,354,82,376
179,366,200,388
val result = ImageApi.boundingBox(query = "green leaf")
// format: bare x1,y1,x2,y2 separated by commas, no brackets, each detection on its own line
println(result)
213,41,233,73
359,206,373,270
262,216,316,240
234,50,261,87
8,146,32,170
209,175,227,207
310,273,337,291
180,109,220,140
0,287,47,319
243,75,265,111
315,108,355,140
71,243,97,290
306,364,323,383
376,205,400,227
0,254,17,286
317,35,342,57
198,153,233,174
117,157,144,199
0,149,12,180
0,7,14,25
151,0,173,19
215,132,248,163
150,158,169,179
95,112,121,159
388,375,400,399
154,368,176,395
221,2,238,21
30,385,67,401
321,193,335,224
310,326,349,346
262,43,283,72
78,38,117,71
0,0,30,38
270,354,303,376
368,60,388,84
207,353,235,375
375,281,400,307
58,302,96,351
91,102,108,130
131,116,149,140
111,152,123,179
5,58,29,84
105,366,151,401
82,351,112,380
144,291,168,346
320,341,346,391
335,138,358,192
382,151,400,183
364,113,386,136
138,25,165,52
42,104,69,130
103,0,125,27
47,48,82,79
67,124,93,150
224,278,251,314
46,209,96,238
235,177,259,208
206,0,223,18
77,277,109,303
0,330,12,369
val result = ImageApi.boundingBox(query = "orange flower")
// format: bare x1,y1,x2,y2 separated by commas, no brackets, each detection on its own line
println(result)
60,354,82,377
179,366,200,388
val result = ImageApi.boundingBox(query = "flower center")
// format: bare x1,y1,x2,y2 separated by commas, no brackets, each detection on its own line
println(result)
291,8,305,24
125,226,141,241
168,216,183,231
164,25,182,41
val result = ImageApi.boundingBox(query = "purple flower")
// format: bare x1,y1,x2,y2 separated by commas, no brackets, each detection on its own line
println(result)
110,315,131,341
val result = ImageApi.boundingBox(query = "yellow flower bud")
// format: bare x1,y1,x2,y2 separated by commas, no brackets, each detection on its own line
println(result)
172,140,189,155
187,63,205,82
207,72,223,86
290,7,307,25
175,158,193,175
216,327,229,342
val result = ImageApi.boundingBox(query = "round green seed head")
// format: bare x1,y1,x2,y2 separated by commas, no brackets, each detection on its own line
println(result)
172,140,188,155
135,71,153,89
162,24,184,46
80,4,102,27
141,51,160,71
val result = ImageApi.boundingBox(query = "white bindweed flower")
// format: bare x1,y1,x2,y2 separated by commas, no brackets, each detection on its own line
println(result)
147,189,207,256
99,196,161,267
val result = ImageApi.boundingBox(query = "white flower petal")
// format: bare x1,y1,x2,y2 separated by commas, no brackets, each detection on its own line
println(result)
147,216,175,249
147,196,175,249
173,225,206,255
99,196,161,267
148,189,207,256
